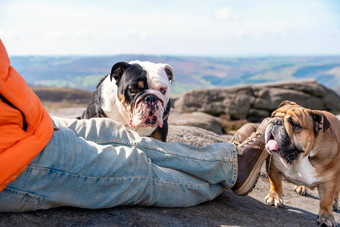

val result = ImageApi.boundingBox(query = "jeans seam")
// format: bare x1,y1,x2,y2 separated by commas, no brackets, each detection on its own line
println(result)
96,139,236,162
3,187,44,211
226,145,238,188
25,165,209,188
4,186,44,199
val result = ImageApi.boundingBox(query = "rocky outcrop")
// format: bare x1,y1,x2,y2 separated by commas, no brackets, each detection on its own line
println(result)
174,79,340,121
167,125,231,145
168,111,223,135
49,80,340,135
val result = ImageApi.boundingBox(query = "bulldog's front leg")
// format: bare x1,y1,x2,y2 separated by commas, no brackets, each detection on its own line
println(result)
317,182,337,227
150,101,171,142
333,184,339,211
150,120,169,142
265,160,284,207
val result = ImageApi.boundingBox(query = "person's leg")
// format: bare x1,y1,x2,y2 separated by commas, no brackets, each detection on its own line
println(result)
0,117,237,212
53,117,238,185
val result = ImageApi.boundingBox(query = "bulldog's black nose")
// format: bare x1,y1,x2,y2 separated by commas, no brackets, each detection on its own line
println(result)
273,118,283,125
144,95,158,105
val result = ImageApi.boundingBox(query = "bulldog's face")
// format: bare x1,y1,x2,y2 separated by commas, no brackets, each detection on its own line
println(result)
110,60,174,128
265,101,330,164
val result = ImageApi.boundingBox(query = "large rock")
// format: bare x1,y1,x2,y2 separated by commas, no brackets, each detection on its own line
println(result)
252,88,323,110
174,79,340,121
168,111,224,135
167,125,231,144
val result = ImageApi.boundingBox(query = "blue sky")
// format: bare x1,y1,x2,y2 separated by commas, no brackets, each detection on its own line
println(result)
1,0,340,56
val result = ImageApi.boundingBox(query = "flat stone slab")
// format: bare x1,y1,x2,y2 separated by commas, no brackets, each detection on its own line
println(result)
1,177,339,226
1,113,339,226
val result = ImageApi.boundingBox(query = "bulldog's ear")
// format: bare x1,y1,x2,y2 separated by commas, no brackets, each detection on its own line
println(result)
164,64,175,84
310,111,331,135
110,62,130,83
278,100,298,108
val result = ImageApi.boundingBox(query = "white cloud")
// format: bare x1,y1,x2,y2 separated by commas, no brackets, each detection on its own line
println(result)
233,31,244,37
214,8,242,21
128,28,149,39
214,8,231,20
0,30,18,38
74,31,90,38
44,31,65,39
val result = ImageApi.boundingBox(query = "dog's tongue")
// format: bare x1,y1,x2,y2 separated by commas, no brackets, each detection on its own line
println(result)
266,139,279,151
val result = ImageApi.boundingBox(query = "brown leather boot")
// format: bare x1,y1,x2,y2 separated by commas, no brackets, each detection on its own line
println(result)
232,118,269,196
229,123,257,146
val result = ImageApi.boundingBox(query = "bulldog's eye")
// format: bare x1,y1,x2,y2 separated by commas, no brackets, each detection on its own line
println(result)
129,87,139,95
288,118,301,130
160,88,167,95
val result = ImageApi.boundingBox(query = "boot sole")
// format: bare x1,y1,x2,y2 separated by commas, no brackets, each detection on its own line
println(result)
233,149,268,196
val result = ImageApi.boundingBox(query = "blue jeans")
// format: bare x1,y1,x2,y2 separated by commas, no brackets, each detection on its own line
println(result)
0,117,237,212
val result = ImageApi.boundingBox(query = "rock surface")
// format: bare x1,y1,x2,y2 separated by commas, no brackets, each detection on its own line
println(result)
174,79,340,121
49,107,85,119
168,111,223,135
1,124,339,226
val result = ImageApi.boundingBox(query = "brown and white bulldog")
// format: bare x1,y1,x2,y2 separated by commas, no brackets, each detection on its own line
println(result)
264,100,340,227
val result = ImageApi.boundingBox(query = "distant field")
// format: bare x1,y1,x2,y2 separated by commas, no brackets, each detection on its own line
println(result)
13,55,340,96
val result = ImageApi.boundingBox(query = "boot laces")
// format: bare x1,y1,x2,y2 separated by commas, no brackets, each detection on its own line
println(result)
239,131,262,148
230,136,242,146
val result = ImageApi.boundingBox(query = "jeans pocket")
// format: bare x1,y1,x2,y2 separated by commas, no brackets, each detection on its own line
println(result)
0,187,44,212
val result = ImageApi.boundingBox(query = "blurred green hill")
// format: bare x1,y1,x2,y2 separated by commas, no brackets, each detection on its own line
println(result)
31,86,92,111
12,55,340,96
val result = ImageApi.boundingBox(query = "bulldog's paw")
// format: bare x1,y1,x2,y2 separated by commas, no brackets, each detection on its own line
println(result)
294,185,307,196
265,192,283,207
317,213,337,227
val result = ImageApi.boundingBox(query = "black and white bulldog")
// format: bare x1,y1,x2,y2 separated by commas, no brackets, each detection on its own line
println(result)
81,60,175,142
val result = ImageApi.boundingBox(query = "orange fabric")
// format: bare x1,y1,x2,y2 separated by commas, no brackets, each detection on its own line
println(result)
0,40,54,191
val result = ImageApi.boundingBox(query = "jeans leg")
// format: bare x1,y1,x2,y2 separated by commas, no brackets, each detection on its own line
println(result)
53,117,238,186
0,117,237,211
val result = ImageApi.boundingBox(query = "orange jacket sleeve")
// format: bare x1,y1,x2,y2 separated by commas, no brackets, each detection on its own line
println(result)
0,40,54,191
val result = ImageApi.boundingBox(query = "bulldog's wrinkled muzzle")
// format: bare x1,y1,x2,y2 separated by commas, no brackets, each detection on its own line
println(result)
129,92,165,128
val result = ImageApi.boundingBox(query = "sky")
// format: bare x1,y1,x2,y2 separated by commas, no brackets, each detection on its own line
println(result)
1,0,340,56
